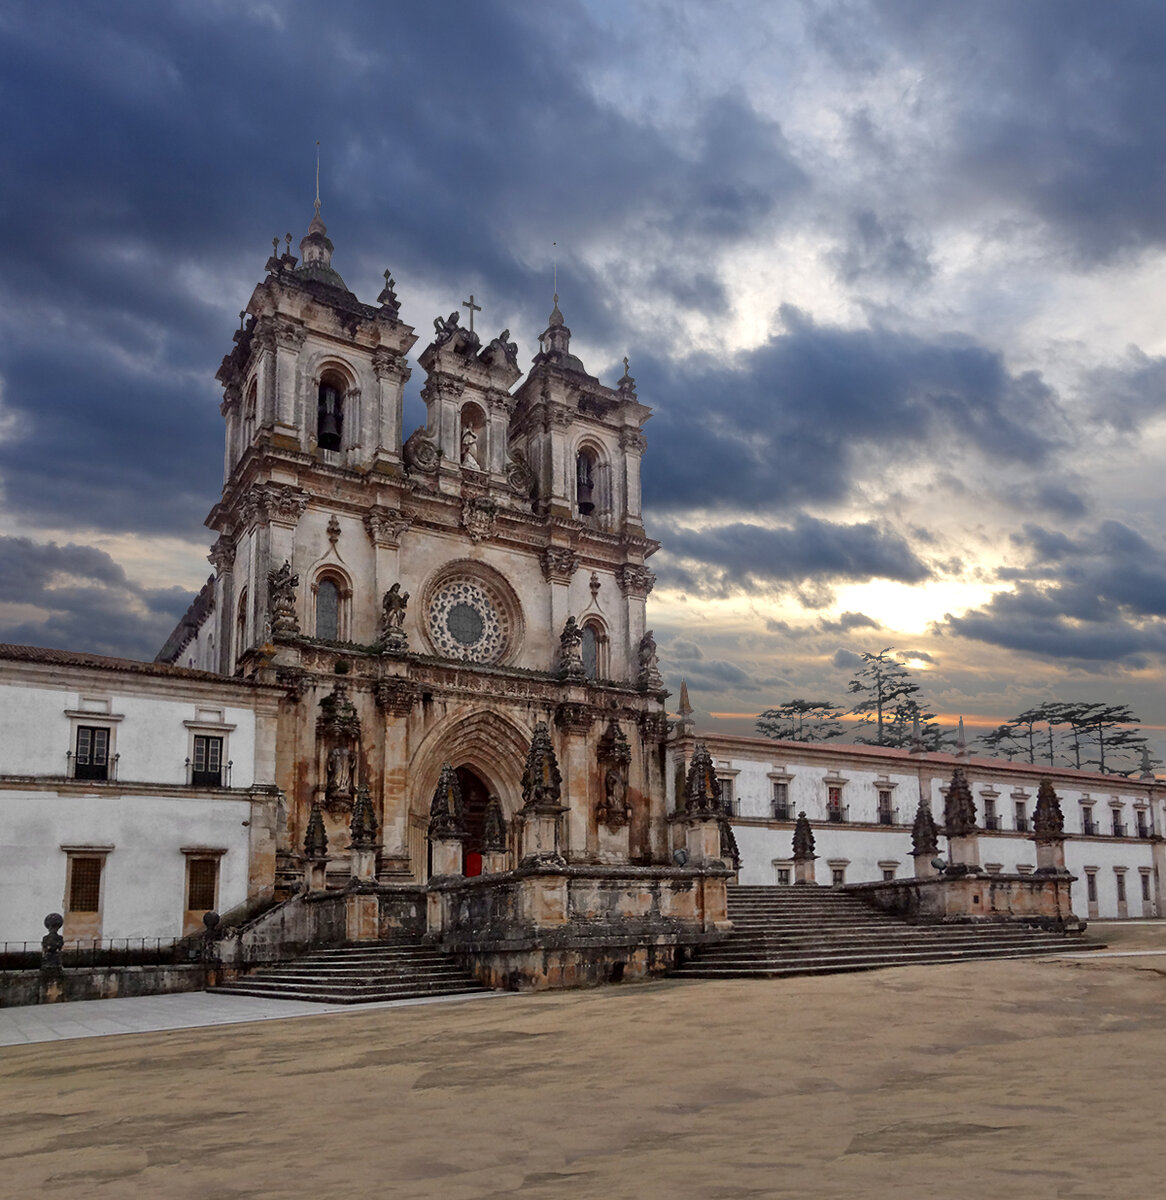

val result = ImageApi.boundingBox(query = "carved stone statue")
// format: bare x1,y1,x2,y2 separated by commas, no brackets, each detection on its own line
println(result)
637,629,662,690
268,560,300,636
558,616,585,679
460,426,482,469
377,583,409,653
326,744,356,803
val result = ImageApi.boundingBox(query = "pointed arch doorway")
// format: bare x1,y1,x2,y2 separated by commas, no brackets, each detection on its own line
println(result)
455,765,490,877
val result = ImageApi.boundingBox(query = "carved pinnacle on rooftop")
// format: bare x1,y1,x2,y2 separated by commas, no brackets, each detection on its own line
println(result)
429,763,467,839
521,722,563,812
910,797,940,858
792,812,816,860
944,766,978,837
349,784,379,849
304,803,328,860
682,742,722,818
1033,777,1066,839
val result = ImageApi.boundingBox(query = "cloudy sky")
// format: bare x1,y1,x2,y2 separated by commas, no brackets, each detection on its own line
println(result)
1,0,1164,750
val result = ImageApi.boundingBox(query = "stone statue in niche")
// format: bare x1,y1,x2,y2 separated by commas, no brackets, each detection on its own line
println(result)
637,629,662,690
326,744,356,803
596,716,633,830
376,582,409,653
558,616,585,679
460,426,482,469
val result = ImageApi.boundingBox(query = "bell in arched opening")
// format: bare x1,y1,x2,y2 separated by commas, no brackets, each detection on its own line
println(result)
317,382,343,451
576,451,595,515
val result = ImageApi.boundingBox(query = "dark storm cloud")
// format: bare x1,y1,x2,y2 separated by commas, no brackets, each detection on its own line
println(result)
945,519,1166,662
0,537,192,659
640,306,1061,515
829,210,933,287
819,611,882,634
850,0,1166,263
0,1,804,537
654,514,931,599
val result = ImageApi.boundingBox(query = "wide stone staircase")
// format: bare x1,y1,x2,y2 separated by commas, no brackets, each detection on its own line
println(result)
674,884,1092,980
208,941,490,1004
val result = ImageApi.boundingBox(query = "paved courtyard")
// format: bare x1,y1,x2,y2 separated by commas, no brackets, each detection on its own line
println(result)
2,926,1165,1198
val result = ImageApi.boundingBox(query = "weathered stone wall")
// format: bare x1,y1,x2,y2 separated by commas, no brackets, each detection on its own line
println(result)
0,965,208,1008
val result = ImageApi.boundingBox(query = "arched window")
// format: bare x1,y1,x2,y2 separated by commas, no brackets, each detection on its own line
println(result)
235,589,248,666
315,578,339,640
576,449,597,515
316,374,345,452
581,619,608,680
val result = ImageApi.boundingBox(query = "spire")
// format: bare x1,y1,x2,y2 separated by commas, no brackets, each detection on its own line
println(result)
521,722,563,812
679,680,692,718
482,795,507,853
1033,777,1065,838
534,293,591,376
428,763,467,839
792,812,816,860
910,797,939,857
681,743,722,817
943,766,978,837
304,803,328,860
909,709,924,755
1140,745,1157,782
349,784,379,849
294,169,349,292
956,715,969,759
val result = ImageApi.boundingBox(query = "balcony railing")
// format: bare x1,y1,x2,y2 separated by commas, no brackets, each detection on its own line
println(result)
65,752,120,782
1112,823,1127,838
773,805,794,821
877,808,897,826
1082,819,1098,836
826,805,849,824
185,759,233,788
1015,816,1029,833
1137,823,1152,839
984,815,1000,831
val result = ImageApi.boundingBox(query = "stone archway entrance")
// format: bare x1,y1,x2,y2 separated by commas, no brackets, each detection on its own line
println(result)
456,766,491,877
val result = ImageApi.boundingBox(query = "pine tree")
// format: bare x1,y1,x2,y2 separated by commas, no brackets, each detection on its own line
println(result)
755,700,845,743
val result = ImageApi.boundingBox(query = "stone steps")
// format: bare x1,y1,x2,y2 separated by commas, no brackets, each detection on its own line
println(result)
209,941,489,1005
673,885,1091,980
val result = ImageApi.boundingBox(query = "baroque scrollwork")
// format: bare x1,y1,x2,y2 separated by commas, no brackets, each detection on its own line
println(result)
403,427,439,474
363,505,411,547
462,496,498,544
616,563,656,598
540,546,578,584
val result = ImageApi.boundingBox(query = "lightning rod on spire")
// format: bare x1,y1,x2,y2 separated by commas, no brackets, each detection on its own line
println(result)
315,141,321,211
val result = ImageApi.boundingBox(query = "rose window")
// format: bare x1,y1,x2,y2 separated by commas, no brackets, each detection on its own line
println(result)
427,579,508,663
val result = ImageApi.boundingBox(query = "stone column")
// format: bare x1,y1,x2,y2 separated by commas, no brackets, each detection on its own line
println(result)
374,676,417,875
792,811,818,885
555,699,593,862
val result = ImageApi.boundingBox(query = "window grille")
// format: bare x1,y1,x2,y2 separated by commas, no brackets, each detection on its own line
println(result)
68,857,103,912
187,859,218,911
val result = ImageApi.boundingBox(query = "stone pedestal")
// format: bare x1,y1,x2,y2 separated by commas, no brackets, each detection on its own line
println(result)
482,850,509,875
350,845,377,882
685,817,721,866
430,835,464,879
793,856,817,886
947,833,982,871
304,858,328,892
345,891,378,942
597,821,631,865
520,807,565,865
912,851,939,879
519,873,569,926
1035,836,1068,874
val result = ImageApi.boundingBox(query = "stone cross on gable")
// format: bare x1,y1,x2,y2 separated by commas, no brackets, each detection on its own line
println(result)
462,294,481,333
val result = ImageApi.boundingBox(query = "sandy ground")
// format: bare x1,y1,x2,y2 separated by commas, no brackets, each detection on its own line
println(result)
3,941,1166,1199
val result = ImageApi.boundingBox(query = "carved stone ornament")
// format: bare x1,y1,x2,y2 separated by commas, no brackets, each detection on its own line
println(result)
619,427,648,453
243,483,309,529
792,812,816,861
637,629,663,691
681,743,722,819
267,561,300,636
638,709,671,744
616,563,656,599
943,767,978,837
318,680,362,739
557,616,586,679
41,912,64,968
207,537,236,575
506,453,536,498
1033,777,1066,840
462,497,498,544
403,427,439,474
555,701,593,733
910,798,940,858
349,784,379,850
327,515,341,546
376,583,410,653
540,546,579,584
273,316,307,351
364,506,410,548
304,804,329,861
374,676,418,717
521,721,564,814
429,763,467,840
596,718,633,830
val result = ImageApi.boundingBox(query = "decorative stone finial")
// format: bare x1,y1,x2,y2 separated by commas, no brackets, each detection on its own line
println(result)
482,795,507,853
909,709,924,755
618,355,636,395
549,292,564,327
429,764,467,839
956,715,969,759
1033,777,1065,839
349,784,379,849
1140,745,1157,782
521,722,563,812
682,743,722,818
792,812,816,860
304,803,328,860
679,680,692,718
910,797,940,857
944,766,978,836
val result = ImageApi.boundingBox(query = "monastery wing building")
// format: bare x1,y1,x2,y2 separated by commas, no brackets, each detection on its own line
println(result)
0,204,1159,993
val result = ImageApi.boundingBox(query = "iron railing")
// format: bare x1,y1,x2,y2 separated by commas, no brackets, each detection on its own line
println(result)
0,934,207,973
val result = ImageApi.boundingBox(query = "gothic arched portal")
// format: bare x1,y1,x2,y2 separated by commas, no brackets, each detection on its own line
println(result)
455,765,490,877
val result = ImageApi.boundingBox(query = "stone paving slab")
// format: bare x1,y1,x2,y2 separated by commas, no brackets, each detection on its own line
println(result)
0,987,509,1047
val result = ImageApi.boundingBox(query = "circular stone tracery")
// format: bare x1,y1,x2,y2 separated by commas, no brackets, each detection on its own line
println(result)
427,577,509,663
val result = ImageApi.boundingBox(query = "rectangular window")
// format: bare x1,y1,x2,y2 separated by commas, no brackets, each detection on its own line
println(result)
74,726,110,781
68,856,103,912
1086,872,1098,903
827,786,844,822
984,799,998,831
1082,808,1096,836
773,782,790,820
1116,873,1126,904
831,866,845,886
878,790,893,825
1111,810,1125,837
719,777,736,815
1136,811,1149,838
882,867,896,882
1014,801,1028,833
776,866,791,886
191,735,224,787
187,859,219,911
1141,874,1151,902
